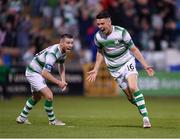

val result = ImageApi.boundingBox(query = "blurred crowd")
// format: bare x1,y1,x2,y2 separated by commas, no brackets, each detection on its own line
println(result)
0,0,180,67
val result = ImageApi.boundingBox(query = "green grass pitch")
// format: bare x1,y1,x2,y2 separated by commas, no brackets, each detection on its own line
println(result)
0,96,180,138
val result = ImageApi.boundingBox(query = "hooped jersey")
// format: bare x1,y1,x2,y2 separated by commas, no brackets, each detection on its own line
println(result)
94,25,135,72
26,44,66,74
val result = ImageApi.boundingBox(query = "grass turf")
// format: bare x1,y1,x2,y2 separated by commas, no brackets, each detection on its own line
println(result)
0,96,180,138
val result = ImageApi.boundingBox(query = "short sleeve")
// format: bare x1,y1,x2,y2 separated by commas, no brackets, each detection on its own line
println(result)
122,29,135,49
94,35,103,49
43,53,57,72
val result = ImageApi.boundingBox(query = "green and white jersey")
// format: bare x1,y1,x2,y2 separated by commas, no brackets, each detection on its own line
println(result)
27,44,66,74
94,25,135,72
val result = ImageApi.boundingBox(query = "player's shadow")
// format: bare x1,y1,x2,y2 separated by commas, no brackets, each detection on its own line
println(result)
107,124,141,128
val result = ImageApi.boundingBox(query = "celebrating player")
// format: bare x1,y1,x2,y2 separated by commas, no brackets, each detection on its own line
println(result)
87,11,154,128
16,34,74,126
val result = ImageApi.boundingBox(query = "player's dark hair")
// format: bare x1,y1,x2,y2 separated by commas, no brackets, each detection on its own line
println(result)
60,34,73,40
96,11,111,19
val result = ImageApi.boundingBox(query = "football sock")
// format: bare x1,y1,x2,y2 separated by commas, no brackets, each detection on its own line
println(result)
130,98,136,105
44,100,56,122
20,97,37,120
133,91,148,117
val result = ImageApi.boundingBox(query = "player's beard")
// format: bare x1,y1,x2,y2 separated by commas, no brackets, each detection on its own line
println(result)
101,28,110,35
66,47,72,52
101,28,105,33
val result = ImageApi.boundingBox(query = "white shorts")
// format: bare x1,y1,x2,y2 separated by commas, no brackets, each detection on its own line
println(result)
25,71,47,92
110,58,138,90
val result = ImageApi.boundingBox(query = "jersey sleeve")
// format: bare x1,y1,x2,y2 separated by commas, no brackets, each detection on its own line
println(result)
94,34,103,49
43,53,57,72
122,29,135,49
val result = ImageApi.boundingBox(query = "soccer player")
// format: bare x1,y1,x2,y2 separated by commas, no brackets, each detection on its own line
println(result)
16,34,74,126
87,11,154,128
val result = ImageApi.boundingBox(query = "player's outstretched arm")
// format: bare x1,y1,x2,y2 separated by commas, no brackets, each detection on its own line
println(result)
87,51,104,82
130,46,155,77
87,69,98,82
144,66,154,77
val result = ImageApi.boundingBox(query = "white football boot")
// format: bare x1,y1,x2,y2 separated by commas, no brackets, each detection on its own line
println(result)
16,116,31,124
143,117,151,128
49,119,66,126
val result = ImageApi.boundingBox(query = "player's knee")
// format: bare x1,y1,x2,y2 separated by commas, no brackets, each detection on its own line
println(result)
41,89,54,101
129,86,138,93
45,95,53,101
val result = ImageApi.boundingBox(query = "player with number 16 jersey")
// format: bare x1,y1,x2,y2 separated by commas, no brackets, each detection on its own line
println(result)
94,25,137,78
87,11,155,128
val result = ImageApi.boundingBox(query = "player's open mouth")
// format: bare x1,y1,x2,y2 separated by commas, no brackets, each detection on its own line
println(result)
101,28,105,32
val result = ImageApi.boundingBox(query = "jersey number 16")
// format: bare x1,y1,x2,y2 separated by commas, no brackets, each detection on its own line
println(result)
127,63,134,71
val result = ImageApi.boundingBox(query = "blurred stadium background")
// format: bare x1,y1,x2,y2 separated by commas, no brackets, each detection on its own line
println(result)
0,0,180,138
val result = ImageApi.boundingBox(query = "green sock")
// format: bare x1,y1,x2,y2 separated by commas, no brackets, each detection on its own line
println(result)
44,100,56,122
133,91,148,117
20,97,37,118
